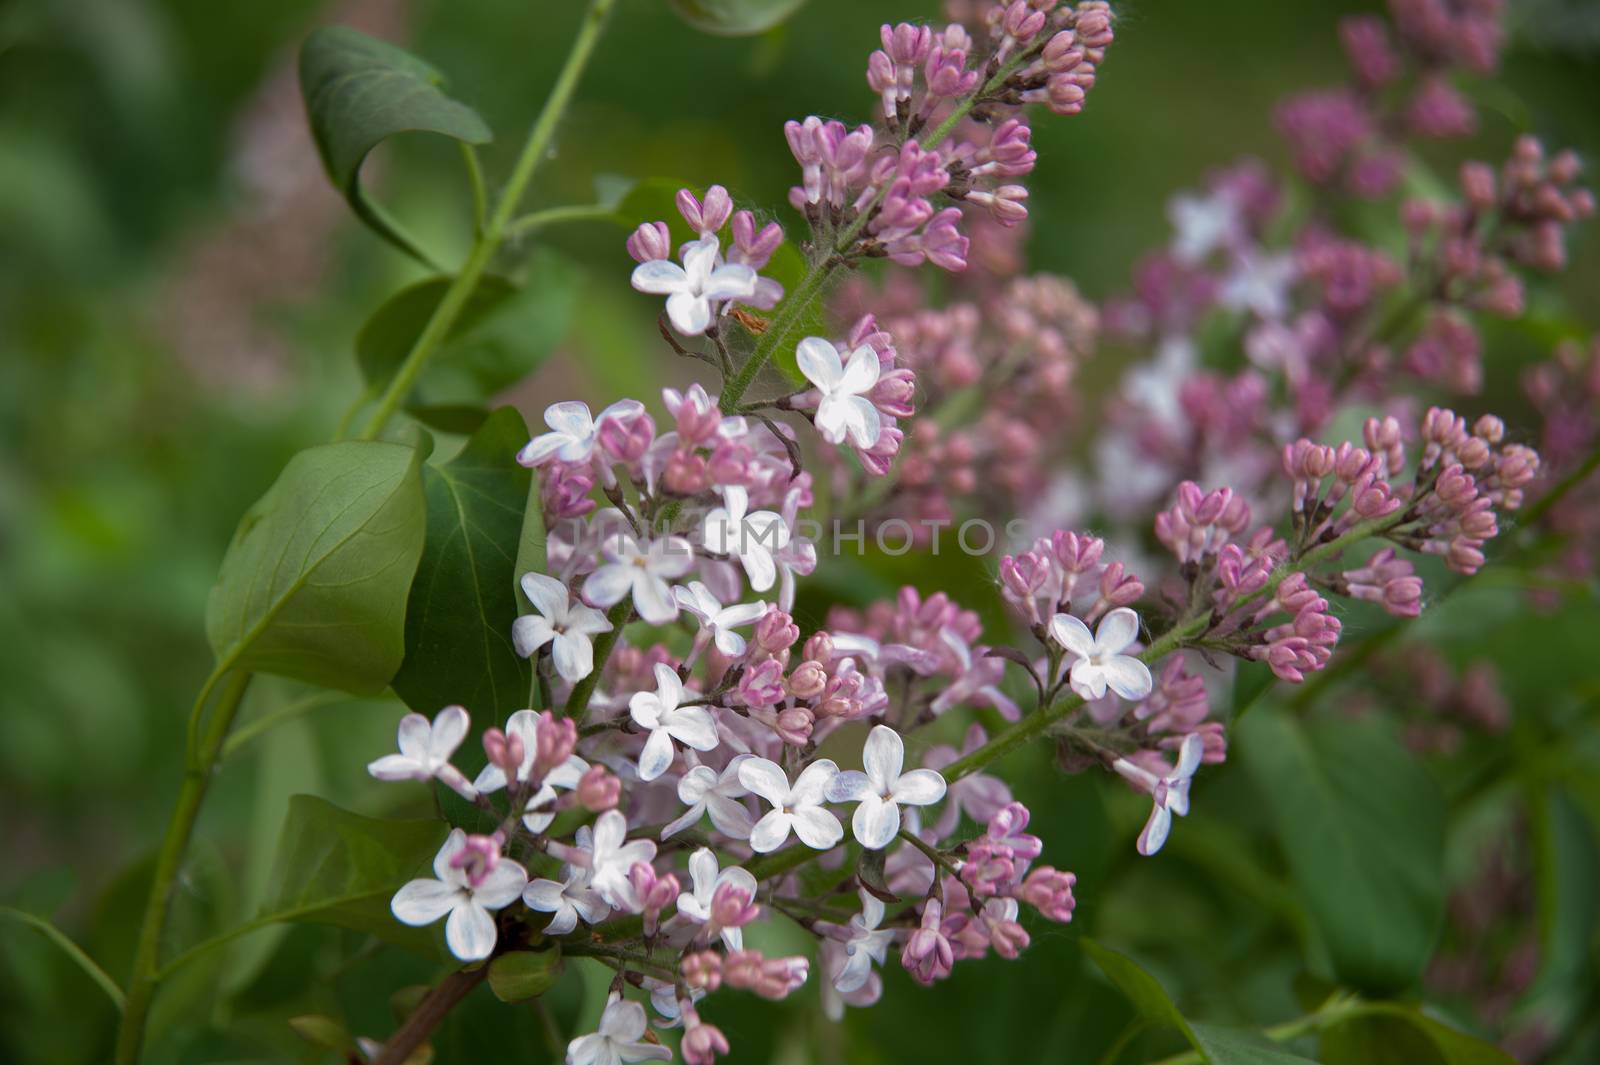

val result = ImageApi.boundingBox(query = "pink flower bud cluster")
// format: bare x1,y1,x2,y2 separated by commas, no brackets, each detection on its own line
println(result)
628,183,787,312
999,530,1145,628
1155,482,1252,565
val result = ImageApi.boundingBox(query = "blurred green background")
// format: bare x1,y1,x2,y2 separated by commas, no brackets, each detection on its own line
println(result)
3,0,1599,1062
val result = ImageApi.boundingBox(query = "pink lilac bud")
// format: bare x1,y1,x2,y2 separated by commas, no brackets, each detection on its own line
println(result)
576,765,620,811
542,462,596,520
681,1010,731,1065
774,706,815,746
1340,15,1399,87
986,906,1031,959
736,657,786,708
1408,77,1476,139
663,451,711,495
682,950,723,992
901,898,955,985
1363,415,1406,477
803,631,835,663
534,711,577,777
1019,867,1077,923
1343,547,1424,618
710,882,760,931
449,832,504,890
664,383,721,448
482,727,524,780
985,802,1043,860
755,607,800,654
728,210,782,270
626,221,671,263
923,39,978,100
677,185,733,238
870,367,918,418
785,660,828,699
597,407,655,465
1136,657,1210,734
631,863,678,936
724,950,808,1000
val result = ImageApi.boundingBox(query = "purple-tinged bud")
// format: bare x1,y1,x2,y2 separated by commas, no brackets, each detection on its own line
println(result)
448,832,505,889
597,407,655,465
754,607,800,654
736,658,786,708
988,913,1031,959
710,882,760,930
786,660,827,699
626,221,671,263
576,765,620,811
1019,867,1077,923
1460,161,1497,211
482,727,524,780
677,185,733,238
682,1011,731,1065
729,210,782,270
682,950,723,992
901,898,955,985
802,631,835,664
774,706,815,746
1472,414,1505,444
534,711,577,777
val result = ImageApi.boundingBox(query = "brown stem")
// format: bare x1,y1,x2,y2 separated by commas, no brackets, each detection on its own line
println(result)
374,965,490,1065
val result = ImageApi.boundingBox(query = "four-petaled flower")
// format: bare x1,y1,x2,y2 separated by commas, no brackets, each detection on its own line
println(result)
514,572,614,682
367,705,476,799
675,847,759,951
630,238,757,336
701,485,791,593
1048,608,1155,701
518,399,645,467
566,993,672,1065
390,829,528,961
583,530,694,625
522,868,609,935
629,662,718,782
832,889,895,993
582,810,659,910
796,336,883,448
662,756,755,840
674,581,768,657
739,757,843,853
827,724,948,850
1113,733,1205,856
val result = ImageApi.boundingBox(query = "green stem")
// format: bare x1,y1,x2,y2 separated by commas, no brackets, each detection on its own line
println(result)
114,670,251,1065
567,600,632,721
357,0,619,441
220,690,350,760
0,906,126,1011
506,202,617,239
460,143,488,234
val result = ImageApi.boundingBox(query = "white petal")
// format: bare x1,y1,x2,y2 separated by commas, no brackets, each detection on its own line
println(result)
739,547,777,593
582,563,634,608
1103,655,1154,701
367,753,426,781
688,848,719,900
666,291,712,336
632,574,678,625
637,728,677,782
861,725,904,793
1069,661,1109,700
893,769,947,807
651,662,685,709
702,263,758,301
792,806,845,849
826,769,872,803
748,811,793,853
834,945,875,994
592,809,627,855
1174,732,1205,779
705,794,755,839
1096,608,1142,655
1137,803,1173,856
631,258,689,294
851,795,899,850
676,764,718,803
522,879,568,912
445,901,498,961
838,345,882,395
428,706,469,760
712,627,748,657
649,537,697,579
512,614,555,658
433,829,467,880
660,803,705,840
1049,613,1096,658
474,860,529,909
551,631,595,683
517,432,570,466
680,238,721,287
520,571,569,619
812,396,849,445
541,903,578,936
665,706,719,751
717,600,768,629
737,757,791,807
795,337,844,389
791,758,840,805
395,713,431,761
544,401,595,437
842,397,882,449
390,879,457,925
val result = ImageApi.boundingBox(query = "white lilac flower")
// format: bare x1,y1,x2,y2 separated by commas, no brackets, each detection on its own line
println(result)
390,829,527,961
739,757,844,853
1167,190,1241,265
826,725,948,850
661,755,755,840
518,755,590,833
675,847,759,951
566,993,672,1065
1113,733,1205,856
367,705,476,799
1218,249,1297,321
701,485,791,594
819,938,883,1020
513,572,614,683
630,237,757,337
522,868,609,935
832,888,895,993
469,708,589,812
628,662,718,782
673,581,768,657
518,399,645,467
582,530,694,625
1048,607,1155,701
795,336,882,448
582,809,658,910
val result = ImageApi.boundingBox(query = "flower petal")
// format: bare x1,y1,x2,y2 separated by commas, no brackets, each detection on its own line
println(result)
747,810,792,853
630,259,689,294
792,758,840,805
688,848,719,901
1095,607,1142,655
551,631,595,683
826,769,872,804
445,900,498,961
390,879,457,925
1048,613,1096,658
512,615,555,658
813,396,849,444
705,794,755,839
861,725,904,793
737,757,791,806
893,768,947,807
842,396,882,449
838,345,882,395
519,571,569,619
666,291,712,336
475,860,529,909
1174,732,1205,779
367,753,425,782
665,706,719,751
582,563,634,608
739,546,777,593
702,263,758,301
851,794,899,850
793,805,846,849
637,728,676,782
795,337,844,389
1137,803,1173,857
631,573,678,625
1102,655,1154,701
395,712,431,761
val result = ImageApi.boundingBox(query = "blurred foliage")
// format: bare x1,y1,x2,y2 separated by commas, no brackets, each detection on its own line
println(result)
2,0,1599,1063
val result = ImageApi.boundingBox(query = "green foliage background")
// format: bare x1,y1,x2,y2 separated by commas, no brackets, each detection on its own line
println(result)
2,0,1598,1062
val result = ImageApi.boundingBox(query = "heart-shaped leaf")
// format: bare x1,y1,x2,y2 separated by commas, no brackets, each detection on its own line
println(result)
298,26,491,263
391,408,534,719
206,441,426,693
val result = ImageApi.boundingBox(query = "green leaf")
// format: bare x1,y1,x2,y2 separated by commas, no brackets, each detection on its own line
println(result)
1321,1005,1517,1065
205,441,427,694
1238,713,1447,993
298,26,491,262
391,408,533,718
487,946,564,1002
258,795,448,952
357,253,579,412
1192,1025,1319,1065
667,0,809,36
